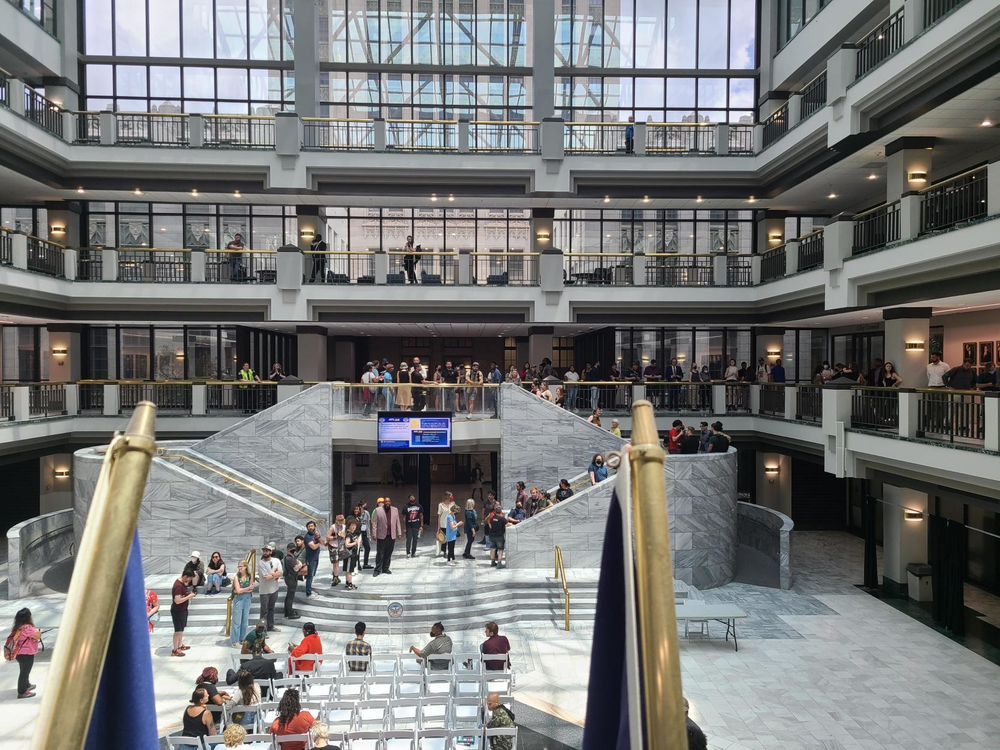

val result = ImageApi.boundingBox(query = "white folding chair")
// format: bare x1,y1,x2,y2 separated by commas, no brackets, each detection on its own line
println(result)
451,730,484,750
382,729,417,750
345,729,382,750
452,653,482,675
314,657,345,678
302,675,337,701
205,703,226,731
166,738,205,750
419,696,450,729
451,697,484,729
258,700,279,726
274,733,312,750
228,703,266,734
484,727,518,749
453,674,483,699
355,699,390,731
325,700,357,733
300,699,326,717
344,652,372,675
423,673,452,698
388,698,421,730
241,733,277,750
484,674,513,696
365,675,396,700
399,654,425,676
337,674,367,700
371,653,400,677
415,728,449,750
424,653,454,674
395,674,424,699
270,677,302,702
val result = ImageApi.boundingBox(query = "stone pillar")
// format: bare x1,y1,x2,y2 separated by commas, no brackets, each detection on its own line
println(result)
985,394,1000,453
374,251,388,284
750,254,762,285
881,484,928,595
784,239,799,276
45,202,82,249
750,384,761,414
883,307,931,388
55,0,81,101
101,248,118,281
822,214,854,270
531,0,555,121
515,337,529,371
11,234,27,269
784,385,796,421
191,383,207,415
633,252,646,286
822,384,852,475
886,137,934,204
103,383,119,416
46,325,81,382
534,209,563,293
13,387,29,421
758,213,786,254
903,0,927,41
988,159,1000,217
827,45,858,106
292,0,321,118
277,244,302,290
898,390,920,438
99,111,116,145
787,94,802,129
528,327,554,366
9,79,25,116
458,248,472,285
190,249,206,283
758,0,777,94
297,326,328,382
189,114,205,148
715,123,729,155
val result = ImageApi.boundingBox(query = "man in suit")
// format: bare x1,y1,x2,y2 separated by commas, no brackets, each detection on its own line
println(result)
372,495,403,576
666,357,684,410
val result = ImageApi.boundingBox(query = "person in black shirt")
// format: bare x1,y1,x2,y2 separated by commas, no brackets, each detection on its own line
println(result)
555,478,574,502
488,509,510,569
282,543,302,620
404,494,423,558
442,360,460,411
411,362,426,411
226,642,278,696
679,426,701,454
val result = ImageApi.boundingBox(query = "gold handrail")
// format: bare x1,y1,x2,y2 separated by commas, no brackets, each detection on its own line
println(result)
301,117,375,123
918,164,987,193
203,248,278,254
470,251,541,257
554,546,570,632
853,199,900,220
30,402,158,750
470,120,541,126
629,399,686,749
203,114,275,120
163,452,323,524
645,122,718,128
796,228,824,241
225,548,258,637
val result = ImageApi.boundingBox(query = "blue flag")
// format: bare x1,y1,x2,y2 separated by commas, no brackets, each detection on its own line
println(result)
85,531,159,750
582,488,634,750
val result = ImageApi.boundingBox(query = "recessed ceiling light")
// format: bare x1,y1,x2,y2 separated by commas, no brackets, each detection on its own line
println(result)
747,196,756,203
981,118,992,127
133,188,143,196
159,227,166,231
867,174,878,180
191,189,199,196
642,196,650,203
430,194,438,201
603,196,611,203
234,190,241,197
448,195,455,202
695,196,703,203
77,187,85,194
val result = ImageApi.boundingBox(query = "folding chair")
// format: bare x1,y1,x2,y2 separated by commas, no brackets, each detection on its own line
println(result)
424,654,454,675
325,700,357,733
302,675,337,701
270,677,303,702
419,696,450,729
314,657,344,678
165,738,205,750
451,731,484,750
484,674,513,696
451,697,484,729
205,703,226,731
228,703,266,734
336,674,367,700
344,652,372,675
371,653,400,677
415,728,450,750
355,699,390,731
241,734,277,750
382,729,417,750
388,698,421,730
364,675,396,700
484,727,518,749
258,701,279,726
399,654,425,676
345,730,381,750
299,699,326,717
423,673,452,698
395,674,424,699
454,674,483,699
452,653,482,675
274,733,312,750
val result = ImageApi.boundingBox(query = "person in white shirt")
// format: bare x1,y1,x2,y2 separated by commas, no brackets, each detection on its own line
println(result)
361,362,378,416
755,357,770,382
926,352,949,387
563,365,580,410
724,359,739,381
820,361,835,381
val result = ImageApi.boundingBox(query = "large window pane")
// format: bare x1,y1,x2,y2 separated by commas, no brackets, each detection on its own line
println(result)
116,66,147,98
149,0,181,57
730,0,756,69
114,0,147,56
635,0,665,68
183,0,216,57
154,329,185,380
667,0,696,68
86,327,118,380
698,0,728,68
120,327,150,380
250,0,283,60
184,67,216,99
221,328,238,377
86,0,113,54
187,328,219,379
217,0,249,59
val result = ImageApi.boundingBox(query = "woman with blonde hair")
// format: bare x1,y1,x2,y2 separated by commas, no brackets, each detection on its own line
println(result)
310,721,333,748
396,362,413,410
222,722,248,748
463,498,479,560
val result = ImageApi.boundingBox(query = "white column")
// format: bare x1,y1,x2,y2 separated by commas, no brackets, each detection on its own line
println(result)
712,384,727,415
9,80,25,116
277,382,303,402
784,385,796,421
985,394,999,453
103,384,120,416
11,234,27,269
190,249,206,283
884,312,931,388
633,252,646,286
822,385,853,476
292,0,320,118
822,215,854,270
715,123,729,155
277,246,302,290
65,384,79,415
784,239,799,276
634,122,646,156
826,46,858,106
713,253,727,286
532,0,555,121
541,118,565,160
750,254,762,285
887,145,933,203
99,111,116,145
750,384,761,415
374,119,387,152
903,0,927,41
458,119,470,154
189,114,205,148
297,329,328,382
101,248,118,281
899,193,922,240
13,387,29,421
62,247,77,280
539,250,563,293
987,160,1000,217
632,383,646,404
191,383,207,415
458,249,472,285
375,251,388,284
275,113,300,156
898,390,920,438
787,94,802,129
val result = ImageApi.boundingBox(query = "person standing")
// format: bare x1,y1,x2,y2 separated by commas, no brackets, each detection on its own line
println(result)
372,495,402,576
624,115,635,154
403,234,418,284
170,569,196,657
666,419,684,455
666,357,684,410
230,559,254,647
442,360,460,411
707,421,732,452
404,494,423,558
343,517,361,590
410,358,426,411
302,521,323,597
770,359,786,383
308,233,328,283
7,608,40,699
470,462,485,501
466,362,484,415
699,421,712,453
226,233,245,281
282,543,302,621
354,501,373,569
463,498,478,560
396,362,413,411
382,363,395,411
361,362,379,417
268,362,286,381
755,357,770,383
563,364,580,410
257,543,282,632
445,507,463,563
488,508,510,569
326,514,346,588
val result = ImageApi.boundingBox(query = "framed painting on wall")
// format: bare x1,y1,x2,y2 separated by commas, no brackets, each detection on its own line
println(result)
963,342,976,363
980,342,995,366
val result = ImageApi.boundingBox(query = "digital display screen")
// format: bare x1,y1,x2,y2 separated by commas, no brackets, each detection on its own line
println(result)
377,412,453,452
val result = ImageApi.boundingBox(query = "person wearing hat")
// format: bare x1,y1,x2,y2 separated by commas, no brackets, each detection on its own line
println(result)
188,551,206,591
396,361,413,410
610,418,622,438
465,362,484,415
361,362,379,417
282,543,303,620
326,514,346,587
241,619,274,655
257,543,283,632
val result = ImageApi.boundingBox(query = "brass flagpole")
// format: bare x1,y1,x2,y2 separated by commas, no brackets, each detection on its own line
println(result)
628,399,686,749
30,403,158,750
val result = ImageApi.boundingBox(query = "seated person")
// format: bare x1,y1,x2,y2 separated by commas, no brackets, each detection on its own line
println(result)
181,688,217,740
269,688,315,750
287,621,323,674
481,621,511,671
185,551,206,589
226,641,278,698
409,621,453,670
241,619,274,654
195,666,230,708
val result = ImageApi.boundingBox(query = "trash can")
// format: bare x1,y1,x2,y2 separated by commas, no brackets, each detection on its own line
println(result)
906,562,932,602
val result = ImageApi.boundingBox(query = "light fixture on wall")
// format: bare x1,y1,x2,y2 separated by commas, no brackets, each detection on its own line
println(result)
50,225,66,235
765,465,779,484
768,232,783,243
905,341,925,352
535,230,551,242
300,229,315,240
175,351,185,360
676,353,686,361
54,468,70,479
907,172,928,184
52,348,67,357
904,509,924,521
766,349,781,358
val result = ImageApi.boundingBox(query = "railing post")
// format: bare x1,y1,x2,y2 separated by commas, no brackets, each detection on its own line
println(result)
898,389,920,438
787,94,802,129
634,122,646,156
632,252,646,286
101,248,118,281
61,111,74,143
903,0,926,41
63,247,77,280
11,233,28,269
713,253,727,286
987,160,1000,217
715,123,729,155
102,383,119,416
189,114,205,148
458,248,472,285
275,112,300,156
374,118,387,152
784,239,799,276
632,383,646,404
277,381,303,403
752,123,763,153
541,118,565,160
750,254,762,285
375,250,388,285
190,249,206,283
712,383,727,414
750,384,761,415
458,118,470,154
899,192,922,241
191,383,207,415
277,245,302,290
65,384,79,415
827,45,858,105
99,111,116,145
9,79,26,116
822,214,854,270
539,247,564,293
13,386,29,421
784,385,797,420
985,394,999,453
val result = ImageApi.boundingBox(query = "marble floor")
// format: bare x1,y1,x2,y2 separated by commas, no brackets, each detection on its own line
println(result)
2,531,1000,749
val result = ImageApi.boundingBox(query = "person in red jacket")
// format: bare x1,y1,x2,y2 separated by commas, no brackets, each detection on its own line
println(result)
287,621,323,674
666,419,684,454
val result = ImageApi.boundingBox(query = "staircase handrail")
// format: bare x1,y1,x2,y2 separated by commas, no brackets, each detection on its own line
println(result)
554,546,570,632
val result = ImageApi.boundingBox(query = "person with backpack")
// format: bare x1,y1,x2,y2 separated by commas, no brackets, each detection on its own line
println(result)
707,421,732,453
5,608,41,699
404,495,423,558
488,508,511,569
486,692,516,749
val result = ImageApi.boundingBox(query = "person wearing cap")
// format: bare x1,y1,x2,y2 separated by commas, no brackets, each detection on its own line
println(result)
282,543,303,620
241,619,274,654
610,418,622,438
257,543,283,632
698,421,712,453
465,362,484,415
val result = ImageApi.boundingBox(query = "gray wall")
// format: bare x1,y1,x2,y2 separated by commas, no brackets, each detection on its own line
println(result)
736,501,794,589
6,509,74,599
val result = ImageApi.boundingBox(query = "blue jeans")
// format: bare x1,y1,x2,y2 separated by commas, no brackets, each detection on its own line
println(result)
305,556,319,595
566,384,578,409
384,388,395,411
231,592,252,645
590,385,599,409
206,573,223,590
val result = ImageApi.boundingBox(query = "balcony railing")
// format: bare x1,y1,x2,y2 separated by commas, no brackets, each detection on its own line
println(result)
78,382,105,414
727,255,752,286
471,252,540,286
853,201,900,255
762,104,789,149
925,0,968,28
728,126,755,154
759,384,785,416
23,86,62,137
920,166,988,233
645,255,713,287
470,121,539,154
74,112,101,144
856,10,905,78
203,115,275,148
76,248,103,280
385,120,457,151
29,383,66,417
564,253,633,286
565,122,631,154
7,0,56,35
388,251,456,285
917,389,984,444
0,385,13,421
726,383,752,414
205,250,277,283
800,72,827,120
26,236,64,277
796,386,822,422
117,249,191,282
797,230,824,270
851,387,899,431
206,382,278,414
116,113,189,146
760,246,786,282
341,383,499,419
645,124,715,154
119,382,192,413
1,229,12,266
303,251,376,285
302,118,376,150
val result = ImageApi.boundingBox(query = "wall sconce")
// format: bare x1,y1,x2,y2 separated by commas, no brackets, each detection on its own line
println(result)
175,351,185,360
904,509,924,521
764,466,779,475
300,229,316,240
905,342,925,352
535,231,551,242
50,225,66,236
766,349,781,358
768,232,783,243
52,348,68,357
54,469,70,479
908,172,928,183
676,353,686,361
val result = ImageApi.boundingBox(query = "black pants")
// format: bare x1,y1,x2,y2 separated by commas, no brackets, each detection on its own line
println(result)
260,592,278,629
464,532,475,557
404,257,417,283
375,536,395,574
406,525,420,555
625,136,634,154
310,256,326,282
283,576,298,616
412,391,425,411
16,654,33,695
361,530,371,566
446,540,456,561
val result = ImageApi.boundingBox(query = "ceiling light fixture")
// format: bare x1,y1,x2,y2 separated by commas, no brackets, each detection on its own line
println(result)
77,187,85,194
747,196,757,203
191,189,199,196
604,196,611,203
430,194,438,202
642,195,650,203
695,196,704,203
234,190,241,197
448,195,455,202
133,188,143,196
828,191,837,199
981,118,993,127
867,173,878,180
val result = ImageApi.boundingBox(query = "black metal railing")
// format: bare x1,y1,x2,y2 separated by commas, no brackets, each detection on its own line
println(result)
116,114,189,146
304,252,377,284
29,384,66,417
386,120,457,151
727,255,752,286
726,383,752,414
204,116,275,148
0,69,9,108
796,386,822,422
206,383,278,413
565,123,630,154
759,384,785,416
470,122,539,154
760,247,786,282
762,104,788,149
74,112,101,144
851,387,899,431
728,125,755,155
76,248,103,280
302,119,376,150
921,167,988,233
23,86,63,137
117,250,191,282
388,252,456,285
119,382,192,413
8,0,56,35
645,125,714,154
856,11,905,78
26,236,64,277
558,382,634,413
853,201,900,255
925,0,968,27
205,251,277,283
646,382,712,413
918,390,984,444
797,230,824,270
0,230,12,265
471,253,540,286
800,72,827,120
78,383,105,414
564,254,633,286
645,255,713,287
0,385,13,421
